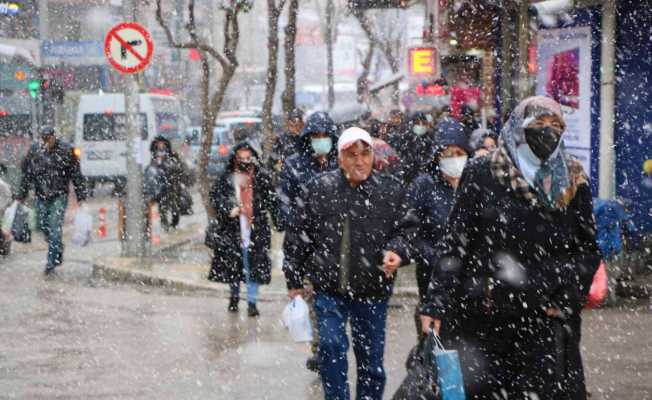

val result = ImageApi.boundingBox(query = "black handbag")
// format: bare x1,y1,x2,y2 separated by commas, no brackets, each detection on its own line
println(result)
392,332,440,400
204,219,221,250
12,204,32,243
178,188,194,216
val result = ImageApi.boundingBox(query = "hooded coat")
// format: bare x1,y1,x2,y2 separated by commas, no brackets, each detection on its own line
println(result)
421,97,601,399
395,113,436,185
208,142,277,285
406,118,469,303
145,136,190,213
277,112,339,225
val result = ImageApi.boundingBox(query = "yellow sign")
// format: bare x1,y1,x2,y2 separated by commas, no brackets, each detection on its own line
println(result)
408,47,437,76
14,70,26,81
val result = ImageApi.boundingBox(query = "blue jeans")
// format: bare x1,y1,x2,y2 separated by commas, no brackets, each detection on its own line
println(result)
230,246,259,304
35,195,68,268
314,293,389,400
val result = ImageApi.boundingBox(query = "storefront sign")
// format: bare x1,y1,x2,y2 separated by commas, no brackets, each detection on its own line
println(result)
408,47,437,77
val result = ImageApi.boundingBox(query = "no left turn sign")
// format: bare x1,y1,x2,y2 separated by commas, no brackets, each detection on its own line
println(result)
104,22,154,74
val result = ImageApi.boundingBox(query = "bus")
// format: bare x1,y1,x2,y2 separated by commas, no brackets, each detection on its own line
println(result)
0,43,38,190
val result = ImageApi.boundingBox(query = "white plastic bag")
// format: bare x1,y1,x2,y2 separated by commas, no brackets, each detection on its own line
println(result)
281,295,313,343
72,206,93,247
1,201,17,236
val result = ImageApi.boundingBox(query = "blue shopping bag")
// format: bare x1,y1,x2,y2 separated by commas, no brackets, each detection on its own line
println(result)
433,333,466,400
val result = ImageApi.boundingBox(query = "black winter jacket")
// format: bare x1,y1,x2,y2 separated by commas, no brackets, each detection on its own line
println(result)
208,143,277,285
421,156,601,322
407,173,456,303
287,169,413,300
18,140,86,202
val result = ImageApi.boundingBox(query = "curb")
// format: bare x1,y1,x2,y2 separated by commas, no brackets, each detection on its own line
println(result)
92,259,420,302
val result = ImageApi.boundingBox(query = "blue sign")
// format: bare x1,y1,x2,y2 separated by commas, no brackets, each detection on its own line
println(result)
41,41,104,60
0,2,20,15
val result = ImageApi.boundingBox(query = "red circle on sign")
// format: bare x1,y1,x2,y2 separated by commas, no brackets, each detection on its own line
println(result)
104,22,154,74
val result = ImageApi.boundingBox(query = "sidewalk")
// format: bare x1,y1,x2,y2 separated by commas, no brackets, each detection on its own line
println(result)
92,200,420,301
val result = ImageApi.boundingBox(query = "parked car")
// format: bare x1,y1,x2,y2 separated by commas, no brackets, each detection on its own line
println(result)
186,125,234,179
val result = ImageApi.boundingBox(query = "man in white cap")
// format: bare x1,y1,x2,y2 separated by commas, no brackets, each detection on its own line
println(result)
287,126,413,400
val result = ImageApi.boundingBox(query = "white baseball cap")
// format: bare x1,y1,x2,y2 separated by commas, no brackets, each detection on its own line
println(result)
337,127,373,154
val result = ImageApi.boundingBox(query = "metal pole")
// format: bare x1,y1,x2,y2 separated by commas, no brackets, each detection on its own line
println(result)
123,0,146,257
599,0,616,199
325,0,335,111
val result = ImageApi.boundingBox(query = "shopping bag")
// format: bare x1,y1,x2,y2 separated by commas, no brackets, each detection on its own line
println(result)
178,188,194,216
1,201,17,236
281,295,312,342
72,206,93,247
585,260,608,309
432,333,466,400
392,332,440,400
204,219,221,250
11,203,34,243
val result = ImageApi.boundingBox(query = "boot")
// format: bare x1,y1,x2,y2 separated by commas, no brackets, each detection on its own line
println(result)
228,296,239,312
247,302,260,317
306,355,320,373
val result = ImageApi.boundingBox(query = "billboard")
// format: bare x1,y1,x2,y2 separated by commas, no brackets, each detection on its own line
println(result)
537,26,592,175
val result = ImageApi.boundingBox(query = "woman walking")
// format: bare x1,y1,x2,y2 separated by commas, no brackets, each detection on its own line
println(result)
420,96,601,399
208,142,277,317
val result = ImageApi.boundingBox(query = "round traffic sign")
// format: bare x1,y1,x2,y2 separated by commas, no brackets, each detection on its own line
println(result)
104,22,154,74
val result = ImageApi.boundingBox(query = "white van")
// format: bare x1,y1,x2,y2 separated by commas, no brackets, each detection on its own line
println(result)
75,93,188,189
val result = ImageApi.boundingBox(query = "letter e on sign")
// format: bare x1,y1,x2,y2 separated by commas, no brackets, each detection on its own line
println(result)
408,47,437,77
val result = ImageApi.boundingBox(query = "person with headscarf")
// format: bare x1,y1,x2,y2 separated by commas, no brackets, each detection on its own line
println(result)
469,128,498,158
419,96,601,399
406,118,470,340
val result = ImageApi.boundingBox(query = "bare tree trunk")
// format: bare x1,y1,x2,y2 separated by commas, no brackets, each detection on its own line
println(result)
281,0,299,117
262,0,287,158
357,42,375,104
156,0,243,217
353,9,400,105
325,0,335,110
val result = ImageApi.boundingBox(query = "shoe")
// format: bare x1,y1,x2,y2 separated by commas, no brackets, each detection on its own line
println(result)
44,265,58,278
247,302,260,317
306,355,320,373
228,296,239,312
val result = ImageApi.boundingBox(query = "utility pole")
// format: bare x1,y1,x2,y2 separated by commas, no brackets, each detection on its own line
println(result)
325,0,335,110
599,0,616,199
122,0,147,258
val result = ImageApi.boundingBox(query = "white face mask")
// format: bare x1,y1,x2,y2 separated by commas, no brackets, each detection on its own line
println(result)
413,125,428,136
439,156,468,178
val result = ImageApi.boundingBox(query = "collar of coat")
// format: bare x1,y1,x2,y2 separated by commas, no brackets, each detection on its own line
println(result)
489,145,588,210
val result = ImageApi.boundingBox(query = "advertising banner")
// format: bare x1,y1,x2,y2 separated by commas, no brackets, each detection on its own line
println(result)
537,26,592,175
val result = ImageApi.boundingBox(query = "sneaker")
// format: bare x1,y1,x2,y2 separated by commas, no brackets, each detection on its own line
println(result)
306,355,320,373
247,302,260,317
228,297,239,313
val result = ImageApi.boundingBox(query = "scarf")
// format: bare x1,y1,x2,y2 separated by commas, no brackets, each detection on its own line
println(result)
491,96,588,209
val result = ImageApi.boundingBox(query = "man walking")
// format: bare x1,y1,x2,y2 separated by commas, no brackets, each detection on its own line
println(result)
269,109,305,174
278,111,339,372
17,126,86,274
287,127,412,400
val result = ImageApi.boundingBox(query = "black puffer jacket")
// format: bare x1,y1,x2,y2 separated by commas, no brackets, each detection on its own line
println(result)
287,169,413,300
18,139,86,202
421,156,601,321
406,118,469,303
208,142,277,285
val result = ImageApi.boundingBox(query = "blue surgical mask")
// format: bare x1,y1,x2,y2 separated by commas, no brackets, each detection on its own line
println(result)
311,137,332,155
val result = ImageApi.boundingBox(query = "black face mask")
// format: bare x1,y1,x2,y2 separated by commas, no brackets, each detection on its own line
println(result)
524,126,561,160
237,161,252,172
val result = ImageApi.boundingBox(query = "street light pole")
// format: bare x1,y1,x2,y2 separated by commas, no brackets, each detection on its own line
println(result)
122,0,146,258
